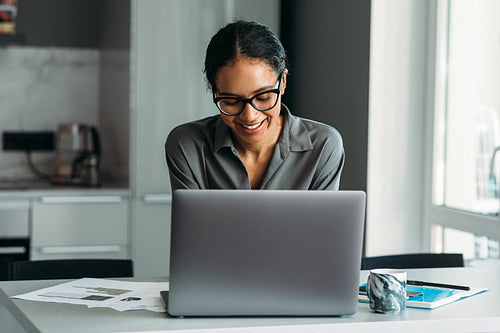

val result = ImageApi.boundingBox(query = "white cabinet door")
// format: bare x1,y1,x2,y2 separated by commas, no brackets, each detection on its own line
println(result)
132,195,171,277
31,196,129,260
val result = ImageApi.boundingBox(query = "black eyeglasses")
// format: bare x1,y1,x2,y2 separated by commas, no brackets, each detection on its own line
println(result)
213,74,282,116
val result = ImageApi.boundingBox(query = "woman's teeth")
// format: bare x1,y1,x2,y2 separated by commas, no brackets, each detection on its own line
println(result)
242,121,262,130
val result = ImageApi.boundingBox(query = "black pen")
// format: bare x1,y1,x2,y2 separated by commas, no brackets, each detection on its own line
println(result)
407,280,471,291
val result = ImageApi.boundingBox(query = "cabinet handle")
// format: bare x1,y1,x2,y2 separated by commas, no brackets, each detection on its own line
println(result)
40,196,123,204
38,245,123,254
142,194,172,204
0,247,27,254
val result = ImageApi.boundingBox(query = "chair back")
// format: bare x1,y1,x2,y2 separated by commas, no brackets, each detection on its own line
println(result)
8,259,133,281
361,253,464,270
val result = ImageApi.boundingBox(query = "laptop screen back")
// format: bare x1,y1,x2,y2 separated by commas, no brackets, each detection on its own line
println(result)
168,190,366,317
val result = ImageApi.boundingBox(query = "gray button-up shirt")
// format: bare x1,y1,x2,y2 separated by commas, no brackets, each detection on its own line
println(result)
165,105,344,191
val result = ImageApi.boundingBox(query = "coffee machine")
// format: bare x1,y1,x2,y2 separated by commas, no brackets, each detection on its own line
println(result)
52,123,101,186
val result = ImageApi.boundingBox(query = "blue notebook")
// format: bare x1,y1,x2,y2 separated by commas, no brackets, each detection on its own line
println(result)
359,284,488,309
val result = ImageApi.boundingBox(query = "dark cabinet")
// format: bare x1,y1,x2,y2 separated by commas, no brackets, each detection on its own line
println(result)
4,0,128,48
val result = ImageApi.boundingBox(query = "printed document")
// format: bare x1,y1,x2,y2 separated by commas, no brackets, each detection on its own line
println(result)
11,278,170,312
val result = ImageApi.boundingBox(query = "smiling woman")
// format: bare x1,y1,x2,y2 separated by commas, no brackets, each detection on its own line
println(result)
165,20,345,191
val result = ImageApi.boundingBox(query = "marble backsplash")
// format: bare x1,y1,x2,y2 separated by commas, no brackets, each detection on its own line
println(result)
0,46,100,180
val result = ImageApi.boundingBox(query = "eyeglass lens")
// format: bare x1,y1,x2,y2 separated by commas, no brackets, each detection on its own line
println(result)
216,91,279,115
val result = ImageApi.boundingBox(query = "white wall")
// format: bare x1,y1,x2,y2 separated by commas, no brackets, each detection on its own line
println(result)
366,0,431,255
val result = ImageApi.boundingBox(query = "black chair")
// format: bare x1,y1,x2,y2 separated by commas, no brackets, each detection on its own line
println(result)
8,259,133,281
361,253,464,270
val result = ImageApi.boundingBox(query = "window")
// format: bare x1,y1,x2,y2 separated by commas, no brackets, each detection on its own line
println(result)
429,0,500,260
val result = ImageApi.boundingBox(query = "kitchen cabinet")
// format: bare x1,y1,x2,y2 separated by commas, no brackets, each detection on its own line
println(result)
0,200,30,280
129,0,279,277
15,0,101,47
132,195,171,277
31,195,129,260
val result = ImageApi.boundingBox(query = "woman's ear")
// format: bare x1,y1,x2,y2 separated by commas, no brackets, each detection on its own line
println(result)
281,69,288,95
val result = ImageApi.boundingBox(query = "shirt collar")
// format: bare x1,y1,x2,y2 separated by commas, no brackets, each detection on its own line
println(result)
280,104,313,152
214,104,313,153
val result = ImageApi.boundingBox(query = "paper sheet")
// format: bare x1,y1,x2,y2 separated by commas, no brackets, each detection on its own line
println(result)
11,278,170,312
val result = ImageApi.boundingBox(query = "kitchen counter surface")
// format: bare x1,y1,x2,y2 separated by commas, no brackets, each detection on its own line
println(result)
0,179,130,199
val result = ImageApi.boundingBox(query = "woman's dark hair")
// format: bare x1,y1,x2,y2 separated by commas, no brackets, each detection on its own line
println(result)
204,20,288,93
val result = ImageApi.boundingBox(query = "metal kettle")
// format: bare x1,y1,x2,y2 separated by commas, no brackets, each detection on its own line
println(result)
52,123,101,186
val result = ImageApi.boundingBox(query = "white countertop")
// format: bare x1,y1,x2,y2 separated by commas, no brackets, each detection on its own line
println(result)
0,179,130,199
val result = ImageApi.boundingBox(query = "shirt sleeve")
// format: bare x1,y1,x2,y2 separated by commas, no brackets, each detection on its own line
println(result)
164,125,202,191
315,150,345,190
310,128,345,191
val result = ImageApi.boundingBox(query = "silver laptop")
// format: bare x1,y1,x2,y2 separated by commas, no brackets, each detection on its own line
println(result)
166,190,366,317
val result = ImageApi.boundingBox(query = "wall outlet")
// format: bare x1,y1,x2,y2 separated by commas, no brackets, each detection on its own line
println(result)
2,132,55,151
